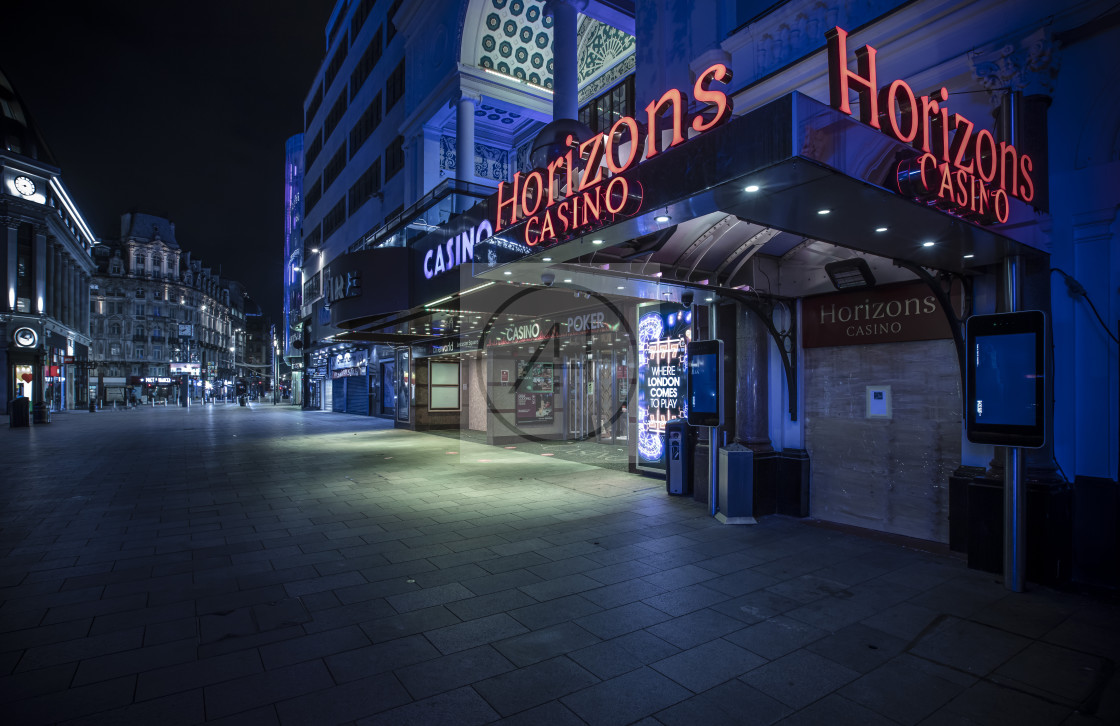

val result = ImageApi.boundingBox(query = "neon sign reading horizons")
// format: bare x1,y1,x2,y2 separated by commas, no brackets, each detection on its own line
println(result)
494,63,735,248
826,26,1034,224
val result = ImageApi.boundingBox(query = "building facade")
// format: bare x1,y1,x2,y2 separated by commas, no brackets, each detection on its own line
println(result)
293,0,1118,586
89,213,251,404
283,133,304,406
1,68,98,416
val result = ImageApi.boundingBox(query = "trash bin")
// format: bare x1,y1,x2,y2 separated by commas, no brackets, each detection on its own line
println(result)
717,443,755,523
665,418,693,495
10,397,30,428
89,401,96,413
239,396,247,406
32,401,51,425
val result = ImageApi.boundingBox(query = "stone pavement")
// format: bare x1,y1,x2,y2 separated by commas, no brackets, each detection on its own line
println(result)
1,404,1117,725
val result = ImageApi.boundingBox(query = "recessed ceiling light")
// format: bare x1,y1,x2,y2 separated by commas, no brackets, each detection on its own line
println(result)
591,239,603,245
744,184,760,193
655,215,671,223
963,254,975,259
542,257,552,262
705,296,714,302
503,270,512,275
875,227,888,233
617,285,624,290
563,278,572,283
817,209,830,215
923,241,935,247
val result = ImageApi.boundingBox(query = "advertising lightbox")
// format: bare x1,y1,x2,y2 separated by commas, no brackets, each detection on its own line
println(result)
636,302,691,474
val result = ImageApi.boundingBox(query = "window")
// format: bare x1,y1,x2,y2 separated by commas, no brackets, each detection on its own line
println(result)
154,347,162,360
349,93,382,158
135,303,145,316
303,271,321,300
304,224,322,255
136,289,145,298
136,325,145,337
429,361,460,410
387,0,403,41
135,346,145,357
110,323,121,336
305,176,323,215
324,146,347,189
305,128,323,168
325,92,348,139
325,35,349,90
385,136,404,181
350,0,376,38
323,198,347,239
153,305,161,317
349,26,383,98
386,59,405,111
579,75,635,134
306,84,324,126
110,344,121,356
152,327,163,338
348,157,381,212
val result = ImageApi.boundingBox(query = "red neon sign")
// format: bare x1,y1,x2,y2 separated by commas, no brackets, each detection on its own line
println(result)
494,63,734,247
826,26,1034,224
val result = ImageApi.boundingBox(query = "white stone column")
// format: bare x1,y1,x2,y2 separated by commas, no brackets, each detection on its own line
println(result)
455,94,478,184
545,0,587,120
33,225,47,314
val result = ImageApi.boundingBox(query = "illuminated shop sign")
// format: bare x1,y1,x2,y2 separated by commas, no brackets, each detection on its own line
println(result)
486,311,614,348
494,63,734,248
423,220,494,280
330,349,367,378
327,270,361,302
802,281,955,348
170,362,200,374
826,26,1034,224
636,303,691,469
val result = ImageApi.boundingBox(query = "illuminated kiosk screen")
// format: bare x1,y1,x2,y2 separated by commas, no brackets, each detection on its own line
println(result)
687,339,723,427
636,303,690,474
965,310,1047,448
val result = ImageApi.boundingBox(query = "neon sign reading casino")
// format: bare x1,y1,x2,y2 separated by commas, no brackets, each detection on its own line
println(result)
493,63,735,247
826,26,1035,224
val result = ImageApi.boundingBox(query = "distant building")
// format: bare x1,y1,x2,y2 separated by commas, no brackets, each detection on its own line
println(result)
1,67,98,415
282,133,304,405
88,212,249,403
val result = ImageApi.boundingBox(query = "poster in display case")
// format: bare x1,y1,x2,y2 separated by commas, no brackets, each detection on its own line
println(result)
515,360,554,423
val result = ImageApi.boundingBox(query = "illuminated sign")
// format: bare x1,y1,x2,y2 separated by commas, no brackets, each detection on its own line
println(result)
486,311,613,348
826,26,1033,224
170,362,200,374
494,63,734,248
13,327,39,348
636,304,691,470
423,220,494,279
327,270,362,302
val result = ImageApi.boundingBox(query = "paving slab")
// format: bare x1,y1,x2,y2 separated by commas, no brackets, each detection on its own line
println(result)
1,405,1115,724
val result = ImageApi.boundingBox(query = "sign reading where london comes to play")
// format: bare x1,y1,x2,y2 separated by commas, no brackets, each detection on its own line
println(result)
826,26,1035,224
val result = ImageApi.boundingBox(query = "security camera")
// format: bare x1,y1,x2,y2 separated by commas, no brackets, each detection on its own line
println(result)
541,272,555,286
681,292,694,306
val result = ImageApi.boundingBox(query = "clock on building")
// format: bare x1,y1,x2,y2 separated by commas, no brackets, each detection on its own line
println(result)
14,175,36,197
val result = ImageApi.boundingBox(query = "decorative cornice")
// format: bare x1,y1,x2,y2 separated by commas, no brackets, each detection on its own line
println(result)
970,28,1060,107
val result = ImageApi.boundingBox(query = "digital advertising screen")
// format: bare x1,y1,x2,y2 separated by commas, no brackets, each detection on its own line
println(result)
687,339,723,427
965,311,1047,448
636,303,691,473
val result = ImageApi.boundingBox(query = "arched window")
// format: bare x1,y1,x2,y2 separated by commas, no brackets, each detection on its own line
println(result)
135,326,145,337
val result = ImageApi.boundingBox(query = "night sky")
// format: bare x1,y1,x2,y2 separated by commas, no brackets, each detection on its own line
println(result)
1,1,335,323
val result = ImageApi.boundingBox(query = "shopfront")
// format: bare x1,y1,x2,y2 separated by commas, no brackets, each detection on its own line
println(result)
321,29,1062,551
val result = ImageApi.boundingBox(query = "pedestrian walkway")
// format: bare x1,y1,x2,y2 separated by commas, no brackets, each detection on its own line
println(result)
1,405,1117,724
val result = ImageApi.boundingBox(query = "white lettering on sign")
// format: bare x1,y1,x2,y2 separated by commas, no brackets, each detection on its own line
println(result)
565,312,605,332
423,220,494,280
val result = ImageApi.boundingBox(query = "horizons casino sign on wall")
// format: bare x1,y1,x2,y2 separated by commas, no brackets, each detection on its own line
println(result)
494,62,735,249
826,26,1035,224
802,280,959,348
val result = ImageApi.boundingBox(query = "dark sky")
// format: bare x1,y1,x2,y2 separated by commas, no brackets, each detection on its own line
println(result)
1,1,335,323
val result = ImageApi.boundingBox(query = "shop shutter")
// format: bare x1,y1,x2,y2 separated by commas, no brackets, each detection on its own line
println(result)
331,380,345,411
345,376,369,415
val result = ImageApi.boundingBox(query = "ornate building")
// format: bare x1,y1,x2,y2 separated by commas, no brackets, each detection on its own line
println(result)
88,212,247,403
1,68,97,415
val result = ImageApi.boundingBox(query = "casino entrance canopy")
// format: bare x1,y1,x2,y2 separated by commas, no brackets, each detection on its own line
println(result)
473,91,1047,288
330,91,1048,345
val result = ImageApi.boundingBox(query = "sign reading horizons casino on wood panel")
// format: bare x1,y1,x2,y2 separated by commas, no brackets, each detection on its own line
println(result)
802,280,961,348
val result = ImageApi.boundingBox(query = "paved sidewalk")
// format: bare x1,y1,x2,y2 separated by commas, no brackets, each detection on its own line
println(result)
1,404,1117,725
